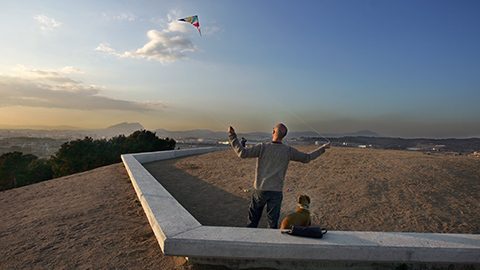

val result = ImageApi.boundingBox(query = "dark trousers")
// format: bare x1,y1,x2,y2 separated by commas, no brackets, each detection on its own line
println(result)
247,190,283,229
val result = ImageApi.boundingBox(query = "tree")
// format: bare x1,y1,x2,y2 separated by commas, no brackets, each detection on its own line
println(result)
0,130,176,190
25,159,53,185
0,152,41,190
50,130,176,178
122,130,175,154
51,137,111,177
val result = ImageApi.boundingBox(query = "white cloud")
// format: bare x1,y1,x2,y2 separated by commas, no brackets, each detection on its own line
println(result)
167,20,189,33
34,14,62,31
166,9,182,23
95,43,122,57
114,13,136,22
96,11,198,63
13,65,83,76
60,66,84,74
203,25,222,36
96,31,195,63
102,12,136,22
10,65,87,88
127,30,195,62
0,66,164,111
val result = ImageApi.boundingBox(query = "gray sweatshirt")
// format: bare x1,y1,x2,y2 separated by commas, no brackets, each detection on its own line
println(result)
229,133,325,191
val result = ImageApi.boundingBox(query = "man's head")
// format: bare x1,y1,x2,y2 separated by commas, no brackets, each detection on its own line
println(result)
272,123,288,142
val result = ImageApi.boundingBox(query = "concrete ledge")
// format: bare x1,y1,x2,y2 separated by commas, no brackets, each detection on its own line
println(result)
169,226,480,263
121,147,217,251
121,147,480,267
122,155,172,198
140,194,201,250
130,148,217,164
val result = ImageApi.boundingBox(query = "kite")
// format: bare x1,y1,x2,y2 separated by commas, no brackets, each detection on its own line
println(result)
178,15,201,36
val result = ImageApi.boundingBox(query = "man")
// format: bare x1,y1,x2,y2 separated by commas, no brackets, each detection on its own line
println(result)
228,123,330,229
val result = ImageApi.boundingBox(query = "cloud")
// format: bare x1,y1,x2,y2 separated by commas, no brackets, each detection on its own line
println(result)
34,14,62,31
203,25,222,36
11,65,84,87
95,43,122,57
167,20,190,33
60,66,84,74
0,67,164,112
101,12,136,22
127,30,195,62
96,30,196,64
96,11,197,63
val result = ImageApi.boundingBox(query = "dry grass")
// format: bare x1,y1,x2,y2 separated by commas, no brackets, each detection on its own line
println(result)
146,147,480,233
0,163,175,269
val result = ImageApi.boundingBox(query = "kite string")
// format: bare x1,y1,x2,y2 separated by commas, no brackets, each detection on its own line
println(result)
287,107,330,222
263,96,336,225
286,110,331,144
203,109,227,132
269,96,330,144
200,96,329,209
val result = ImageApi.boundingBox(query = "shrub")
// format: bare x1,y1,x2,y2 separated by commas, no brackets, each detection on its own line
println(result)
51,130,175,177
0,152,49,190
0,130,176,190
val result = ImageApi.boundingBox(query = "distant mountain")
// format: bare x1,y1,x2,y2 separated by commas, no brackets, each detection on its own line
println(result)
153,128,380,140
97,122,145,137
243,130,381,139
255,130,380,138
0,122,147,139
289,131,320,138
155,129,271,140
106,122,144,132
323,130,380,138
0,122,379,140
346,130,380,137
0,124,81,130
155,128,227,139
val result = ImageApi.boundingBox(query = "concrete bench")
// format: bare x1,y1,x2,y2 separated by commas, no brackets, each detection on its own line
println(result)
121,148,480,269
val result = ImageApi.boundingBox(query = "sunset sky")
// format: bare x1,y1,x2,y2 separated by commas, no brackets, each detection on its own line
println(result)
0,0,479,137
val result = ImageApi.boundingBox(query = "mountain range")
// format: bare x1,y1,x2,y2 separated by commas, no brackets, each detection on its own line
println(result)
154,127,380,140
0,122,145,139
0,122,380,140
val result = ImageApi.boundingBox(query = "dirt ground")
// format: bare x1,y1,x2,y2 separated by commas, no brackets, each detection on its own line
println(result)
1,147,478,270
145,147,480,233
0,163,177,270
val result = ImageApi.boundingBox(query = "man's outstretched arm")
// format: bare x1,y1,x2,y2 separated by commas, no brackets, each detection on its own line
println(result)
289,143,330,163
228,126,261,158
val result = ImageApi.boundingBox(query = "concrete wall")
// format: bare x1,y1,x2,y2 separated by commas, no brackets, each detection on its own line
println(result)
121,148,480,269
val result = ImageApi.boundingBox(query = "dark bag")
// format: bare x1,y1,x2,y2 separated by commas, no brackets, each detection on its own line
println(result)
281,226,328,239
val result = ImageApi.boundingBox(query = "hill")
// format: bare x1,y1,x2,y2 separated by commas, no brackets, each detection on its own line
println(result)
2,148,478,269
0,164,175,269
145,147,480,233
154,128,380,140
0,122,145,140
102,122,145,137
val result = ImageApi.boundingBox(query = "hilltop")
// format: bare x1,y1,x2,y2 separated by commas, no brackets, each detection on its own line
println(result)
146,147,480,233
1,147,479,269
0,164,175,269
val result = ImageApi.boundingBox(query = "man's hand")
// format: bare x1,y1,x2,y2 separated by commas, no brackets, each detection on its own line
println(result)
228,126,236,135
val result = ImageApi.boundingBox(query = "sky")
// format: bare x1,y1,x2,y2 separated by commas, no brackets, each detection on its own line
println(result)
0,0,479,138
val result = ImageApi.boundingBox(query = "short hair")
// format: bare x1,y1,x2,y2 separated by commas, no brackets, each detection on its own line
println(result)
275,123,288,139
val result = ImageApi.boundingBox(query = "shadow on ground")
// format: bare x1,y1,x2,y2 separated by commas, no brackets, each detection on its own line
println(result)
145,159,257,227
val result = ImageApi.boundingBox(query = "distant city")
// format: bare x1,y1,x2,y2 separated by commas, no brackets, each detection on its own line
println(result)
1,122,480,158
